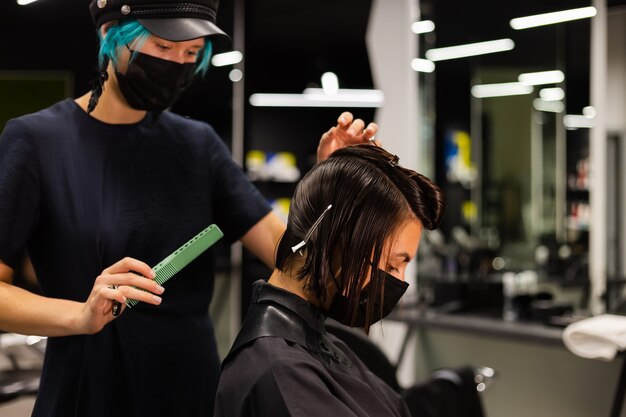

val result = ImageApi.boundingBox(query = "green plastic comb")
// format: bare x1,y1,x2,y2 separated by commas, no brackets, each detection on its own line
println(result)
125,224,224,308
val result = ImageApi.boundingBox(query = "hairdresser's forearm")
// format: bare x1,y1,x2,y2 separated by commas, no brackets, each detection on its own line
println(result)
0,281,84,336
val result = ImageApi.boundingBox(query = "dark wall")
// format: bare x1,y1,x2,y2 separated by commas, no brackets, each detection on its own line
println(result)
0,0,235,142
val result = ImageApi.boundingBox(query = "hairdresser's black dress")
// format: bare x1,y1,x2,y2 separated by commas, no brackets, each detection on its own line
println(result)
0,99,271,417
215,280,411,417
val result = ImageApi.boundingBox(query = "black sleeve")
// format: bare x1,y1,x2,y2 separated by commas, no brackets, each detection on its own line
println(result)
205,124,271,245
0,119,41,269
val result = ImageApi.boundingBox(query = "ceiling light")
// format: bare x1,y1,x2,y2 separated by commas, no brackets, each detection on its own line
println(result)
211,51,243,67
411,20,435,34
583,106,596,118
425,38,514,62
17,0,39,4
518,70,565,86
321,72,339,95
411,58,436,73
533,98,564,113
539,87,565,101
471,82,533,98
564,114,595,129
229,69,243,83
510,6,597,30
249,89,384,108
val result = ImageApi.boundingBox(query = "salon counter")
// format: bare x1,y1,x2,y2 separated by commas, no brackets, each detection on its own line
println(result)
383,307,625,417
388,306,565,346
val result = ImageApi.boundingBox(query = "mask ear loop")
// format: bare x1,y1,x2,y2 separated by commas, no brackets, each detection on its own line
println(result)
291,204,333,254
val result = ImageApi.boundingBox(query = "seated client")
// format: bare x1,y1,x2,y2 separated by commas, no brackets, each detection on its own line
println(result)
214,144,445,417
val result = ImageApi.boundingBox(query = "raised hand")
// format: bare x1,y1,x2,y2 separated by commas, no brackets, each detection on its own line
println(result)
317,111,379,162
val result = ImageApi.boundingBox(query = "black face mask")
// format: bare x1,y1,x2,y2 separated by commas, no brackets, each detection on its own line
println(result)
115,51,196,112
326,269,409,327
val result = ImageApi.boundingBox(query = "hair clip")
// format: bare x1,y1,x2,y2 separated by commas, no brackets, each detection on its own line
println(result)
389,154,400,167
291,204,333,253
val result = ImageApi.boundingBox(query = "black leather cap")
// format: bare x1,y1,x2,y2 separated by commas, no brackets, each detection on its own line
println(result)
89,0,230,42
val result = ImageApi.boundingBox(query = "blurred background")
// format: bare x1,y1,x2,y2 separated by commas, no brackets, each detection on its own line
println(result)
1,0,625,416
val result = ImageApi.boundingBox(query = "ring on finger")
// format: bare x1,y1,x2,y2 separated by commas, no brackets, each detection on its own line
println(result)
107,285,122,317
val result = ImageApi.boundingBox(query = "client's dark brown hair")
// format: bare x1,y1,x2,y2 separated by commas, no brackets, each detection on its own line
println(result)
275,144,445,332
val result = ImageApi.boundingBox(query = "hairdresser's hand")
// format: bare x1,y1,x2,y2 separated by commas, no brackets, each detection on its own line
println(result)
317,112,379,162
78,257,164,334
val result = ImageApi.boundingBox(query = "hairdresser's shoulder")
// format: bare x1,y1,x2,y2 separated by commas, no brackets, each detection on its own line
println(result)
1,99,73,140
160,110,220,137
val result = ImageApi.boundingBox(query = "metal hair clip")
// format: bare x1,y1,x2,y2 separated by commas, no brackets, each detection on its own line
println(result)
291,204,333,253
389,154,400,167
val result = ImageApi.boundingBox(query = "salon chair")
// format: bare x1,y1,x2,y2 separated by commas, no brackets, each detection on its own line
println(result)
324,320,489,417
0,332,45,404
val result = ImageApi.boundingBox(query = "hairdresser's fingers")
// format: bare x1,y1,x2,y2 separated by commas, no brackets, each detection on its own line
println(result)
117,285,163,306
102,257,155,280
345,118,366,138
337,112,354,128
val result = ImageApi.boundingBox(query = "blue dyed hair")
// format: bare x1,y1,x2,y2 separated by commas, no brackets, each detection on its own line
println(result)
97,19,213,76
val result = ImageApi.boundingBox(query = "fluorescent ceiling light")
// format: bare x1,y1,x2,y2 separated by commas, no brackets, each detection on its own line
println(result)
564,114,595,129
510,6,597,30
533,98,564,113
17,0,39,4
412,20,435,34
411,58,435,73
471,82,533,98
425,38,514,62
539,87,565,101
518,70,564,86
211,51,243,67
249,89,384,108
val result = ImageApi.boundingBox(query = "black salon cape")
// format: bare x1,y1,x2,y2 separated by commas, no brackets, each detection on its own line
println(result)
215,280,411,417
0,99,271,417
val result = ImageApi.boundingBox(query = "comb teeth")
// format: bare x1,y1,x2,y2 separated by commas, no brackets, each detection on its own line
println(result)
124,263,182,308
154,263,180,286
124,224,223,309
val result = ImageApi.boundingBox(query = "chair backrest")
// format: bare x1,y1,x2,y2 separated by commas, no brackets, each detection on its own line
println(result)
402,366,486,417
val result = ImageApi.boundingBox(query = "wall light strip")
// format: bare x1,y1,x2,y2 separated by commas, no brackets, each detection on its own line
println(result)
425,38,514,62
533,98,564,113
249,89,384,108
510,6,597,30
539,87,565,101
411,20,435,34
564,114,595,129
211,51,243,67
411,58,436,73
471,82,533,98
518,70,565,85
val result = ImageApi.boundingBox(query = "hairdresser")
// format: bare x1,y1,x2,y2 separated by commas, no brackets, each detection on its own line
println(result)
0,1,377,416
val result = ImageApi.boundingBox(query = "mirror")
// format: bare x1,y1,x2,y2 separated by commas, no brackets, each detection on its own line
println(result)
418,0,591,279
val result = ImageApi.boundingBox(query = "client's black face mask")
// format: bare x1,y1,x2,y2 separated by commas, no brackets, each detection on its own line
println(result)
326,269,409,327
115,51,196,112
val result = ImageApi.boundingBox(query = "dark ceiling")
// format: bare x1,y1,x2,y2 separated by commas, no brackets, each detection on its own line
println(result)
0,0,623,142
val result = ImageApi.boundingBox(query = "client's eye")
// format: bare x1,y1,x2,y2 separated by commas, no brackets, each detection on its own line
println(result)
385,265,399,274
